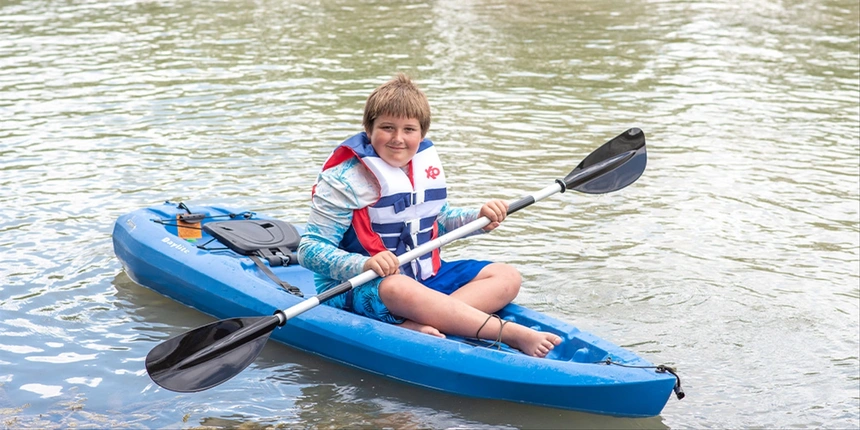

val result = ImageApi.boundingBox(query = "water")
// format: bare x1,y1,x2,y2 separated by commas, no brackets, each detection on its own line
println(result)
1,0,858,428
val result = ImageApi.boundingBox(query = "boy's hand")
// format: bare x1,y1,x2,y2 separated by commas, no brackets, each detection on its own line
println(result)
480,199,509,232
364,250,401,277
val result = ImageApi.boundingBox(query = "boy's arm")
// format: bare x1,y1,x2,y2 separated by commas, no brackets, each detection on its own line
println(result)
297,161,376,282
435,202,482,236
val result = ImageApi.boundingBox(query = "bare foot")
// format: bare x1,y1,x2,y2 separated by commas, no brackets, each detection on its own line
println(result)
501,323,562,358
400,319,446,338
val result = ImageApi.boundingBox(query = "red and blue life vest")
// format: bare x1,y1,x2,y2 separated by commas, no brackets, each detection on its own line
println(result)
319,132,447,280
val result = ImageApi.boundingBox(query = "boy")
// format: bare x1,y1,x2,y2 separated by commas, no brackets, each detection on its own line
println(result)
298,74,561,357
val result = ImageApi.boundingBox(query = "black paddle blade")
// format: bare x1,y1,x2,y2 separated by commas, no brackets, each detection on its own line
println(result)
146,315,280,393
565,128,647,194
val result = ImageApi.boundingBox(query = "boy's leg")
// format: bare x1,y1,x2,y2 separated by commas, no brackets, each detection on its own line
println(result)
379,274,560,358
449,262,522,314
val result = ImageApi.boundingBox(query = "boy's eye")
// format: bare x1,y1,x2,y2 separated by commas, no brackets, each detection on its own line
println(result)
377,124,418,133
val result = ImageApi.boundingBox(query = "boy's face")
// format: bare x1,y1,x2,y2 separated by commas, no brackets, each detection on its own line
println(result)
367,114,422,168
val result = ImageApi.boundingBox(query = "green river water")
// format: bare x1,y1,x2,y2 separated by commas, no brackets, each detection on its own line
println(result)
1,0,858,428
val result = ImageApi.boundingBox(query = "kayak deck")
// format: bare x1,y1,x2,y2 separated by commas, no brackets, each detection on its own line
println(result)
112,201,677,417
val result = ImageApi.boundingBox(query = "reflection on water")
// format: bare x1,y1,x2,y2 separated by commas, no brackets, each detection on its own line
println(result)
1,0,857,428
261,343,669,430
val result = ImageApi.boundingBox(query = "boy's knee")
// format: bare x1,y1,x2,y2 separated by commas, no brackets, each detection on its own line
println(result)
496,263,522,288
378,275,419,303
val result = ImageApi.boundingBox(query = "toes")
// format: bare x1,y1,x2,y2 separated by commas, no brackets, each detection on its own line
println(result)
422,327,445,338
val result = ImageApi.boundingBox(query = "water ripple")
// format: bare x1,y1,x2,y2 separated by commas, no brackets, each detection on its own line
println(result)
1,0,857,428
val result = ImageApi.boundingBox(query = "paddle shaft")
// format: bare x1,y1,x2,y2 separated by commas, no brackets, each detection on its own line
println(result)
277,148,636,323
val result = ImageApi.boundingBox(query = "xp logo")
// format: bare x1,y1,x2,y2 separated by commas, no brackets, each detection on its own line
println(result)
425,165,441,180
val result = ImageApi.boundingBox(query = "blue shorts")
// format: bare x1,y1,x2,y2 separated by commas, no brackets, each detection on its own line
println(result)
338,259,492,324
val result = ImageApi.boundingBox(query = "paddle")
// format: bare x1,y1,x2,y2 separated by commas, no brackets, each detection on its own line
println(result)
145,127,648,393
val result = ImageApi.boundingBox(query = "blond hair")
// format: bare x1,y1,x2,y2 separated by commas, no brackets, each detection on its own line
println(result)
363,73,431,138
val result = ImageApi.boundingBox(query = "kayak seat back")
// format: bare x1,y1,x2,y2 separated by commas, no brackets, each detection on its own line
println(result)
203,219,304,297
204,220,300,261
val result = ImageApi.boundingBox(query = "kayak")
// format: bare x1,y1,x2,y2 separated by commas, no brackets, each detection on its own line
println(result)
114,129,682,417
113,200,680,417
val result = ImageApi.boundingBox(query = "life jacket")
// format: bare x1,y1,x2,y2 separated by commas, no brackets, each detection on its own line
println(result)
318,132,447,280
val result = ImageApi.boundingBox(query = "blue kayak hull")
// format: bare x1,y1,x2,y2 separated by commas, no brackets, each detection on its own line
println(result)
112,202,676,417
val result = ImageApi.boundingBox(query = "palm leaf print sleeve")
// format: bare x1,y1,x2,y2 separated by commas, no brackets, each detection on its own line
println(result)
298,159,378,286
435,202,482,236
